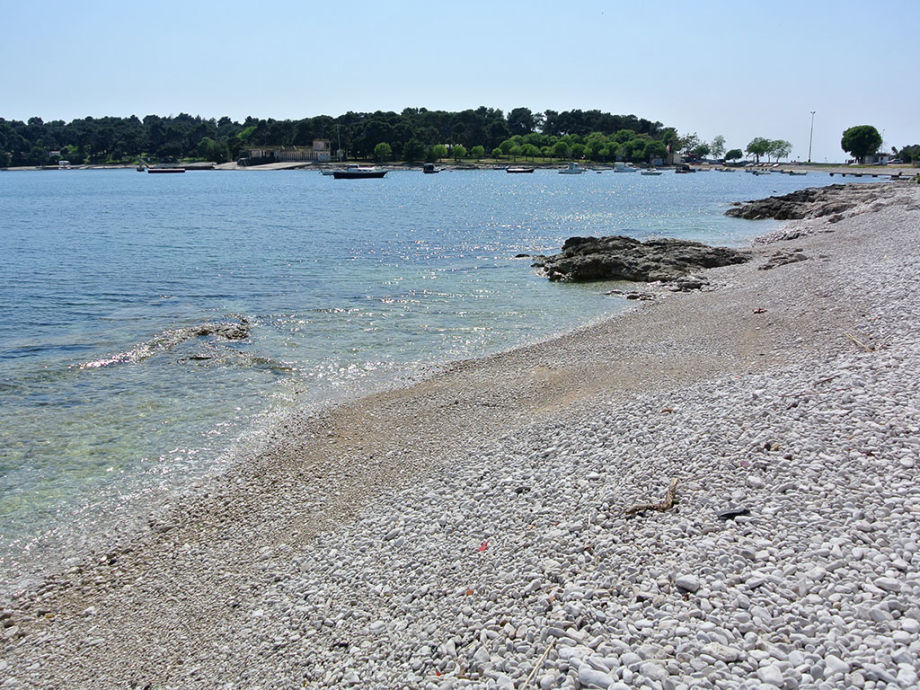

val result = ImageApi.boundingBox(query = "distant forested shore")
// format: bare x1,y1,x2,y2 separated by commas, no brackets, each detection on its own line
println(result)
0,107,683,167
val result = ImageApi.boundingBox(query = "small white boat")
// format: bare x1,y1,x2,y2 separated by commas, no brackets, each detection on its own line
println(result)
506,167,535,174
330,164,387,179
559,162,585,174
613,163,637,173
640,168,662,176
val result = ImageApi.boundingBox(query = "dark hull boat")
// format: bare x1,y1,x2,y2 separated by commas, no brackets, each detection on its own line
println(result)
331,167,387,179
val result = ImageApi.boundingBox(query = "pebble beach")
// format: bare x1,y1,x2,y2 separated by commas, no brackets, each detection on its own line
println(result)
2,182,919,689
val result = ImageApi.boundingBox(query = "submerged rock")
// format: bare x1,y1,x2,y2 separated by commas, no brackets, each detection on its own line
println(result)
532,236,749,283
190,320,250,341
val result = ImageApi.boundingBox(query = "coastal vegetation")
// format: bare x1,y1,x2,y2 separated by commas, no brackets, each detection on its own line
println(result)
745,137,793,164
5,110,910,169
841,125,882,162
0,108,685,167
897,144,920,163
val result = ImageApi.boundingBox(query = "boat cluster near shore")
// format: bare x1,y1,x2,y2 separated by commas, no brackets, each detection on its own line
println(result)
10,160,917,181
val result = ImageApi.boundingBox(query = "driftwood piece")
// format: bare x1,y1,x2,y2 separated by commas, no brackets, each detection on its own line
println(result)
845,331,889,353
625,478,679,516
522,639,556,688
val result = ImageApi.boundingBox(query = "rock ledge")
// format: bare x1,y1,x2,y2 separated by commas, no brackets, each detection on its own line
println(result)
532,236,750,283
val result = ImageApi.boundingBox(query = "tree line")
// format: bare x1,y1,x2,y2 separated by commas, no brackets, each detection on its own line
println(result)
0,107,684,167
11,108,894,168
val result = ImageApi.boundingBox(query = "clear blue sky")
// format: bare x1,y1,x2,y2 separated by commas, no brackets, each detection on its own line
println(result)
2,0,916,163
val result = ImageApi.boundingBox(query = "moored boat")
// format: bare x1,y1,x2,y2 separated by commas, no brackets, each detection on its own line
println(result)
559,162,585,174
331,166,387,179
506,167,535,173
423,163,440,174
147,167,186,174
640,168,663,176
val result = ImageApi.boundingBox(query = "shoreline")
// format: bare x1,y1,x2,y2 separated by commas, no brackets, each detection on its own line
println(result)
3,161,918,178
3,182,919,687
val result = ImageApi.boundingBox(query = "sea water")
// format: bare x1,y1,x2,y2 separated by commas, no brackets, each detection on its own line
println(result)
0,167,853,593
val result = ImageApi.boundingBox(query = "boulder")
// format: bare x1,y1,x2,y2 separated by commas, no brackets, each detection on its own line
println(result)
725,184,856,220
532,236,749,283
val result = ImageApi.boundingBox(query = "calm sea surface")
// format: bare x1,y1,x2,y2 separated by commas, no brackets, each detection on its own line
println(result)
0,167,853,592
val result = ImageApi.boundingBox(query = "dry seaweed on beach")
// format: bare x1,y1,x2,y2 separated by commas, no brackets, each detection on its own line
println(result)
624,477,679,516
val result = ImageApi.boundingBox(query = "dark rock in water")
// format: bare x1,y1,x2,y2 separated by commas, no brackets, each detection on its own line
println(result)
725,184,856,220
191,320,250,340
532,236,750,283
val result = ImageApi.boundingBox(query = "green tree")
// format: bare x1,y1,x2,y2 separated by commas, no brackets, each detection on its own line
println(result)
710,135,726,159
520,143,540,160
507,107,537,136
768,139,792,162
451,144,467,160
196,136,229,163
431,144,448,160
470,145,485,160
841,125,882,163
896,144,920,162
373,142,392,162
491,147,503,159
402,138,426,161
585,138,605,160
552,140,570,159
691,143,711,159
746,137,771,163
725,148,743,162
677,132,701,153
644,140,668,162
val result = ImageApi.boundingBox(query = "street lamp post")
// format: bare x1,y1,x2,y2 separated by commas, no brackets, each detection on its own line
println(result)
808,111,815,163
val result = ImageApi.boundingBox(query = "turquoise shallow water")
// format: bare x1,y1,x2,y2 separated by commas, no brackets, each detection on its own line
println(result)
0,167,852,591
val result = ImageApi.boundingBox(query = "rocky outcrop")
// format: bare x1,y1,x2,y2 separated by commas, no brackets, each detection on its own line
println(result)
725,184,871,220
532,236,750,283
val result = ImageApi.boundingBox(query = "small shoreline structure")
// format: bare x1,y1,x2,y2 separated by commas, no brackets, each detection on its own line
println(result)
3,181,920,688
